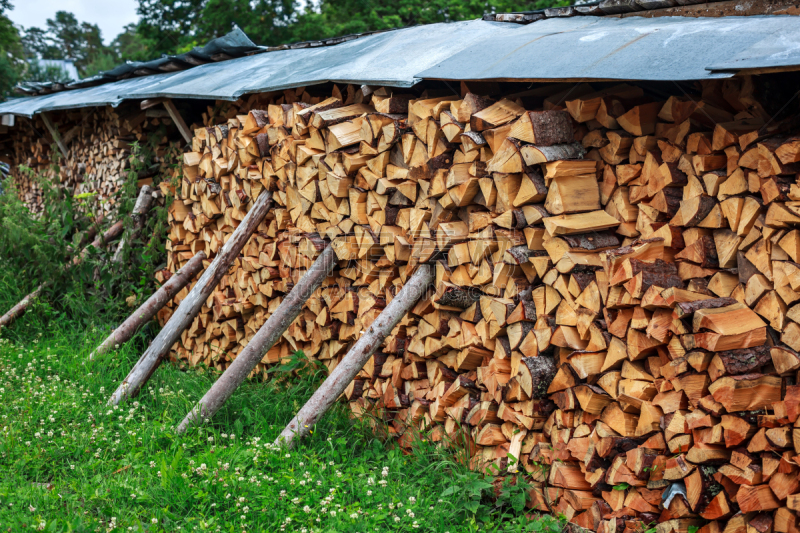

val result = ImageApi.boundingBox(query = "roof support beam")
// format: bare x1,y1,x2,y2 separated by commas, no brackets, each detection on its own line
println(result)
40,112,68,160
162,99,192,145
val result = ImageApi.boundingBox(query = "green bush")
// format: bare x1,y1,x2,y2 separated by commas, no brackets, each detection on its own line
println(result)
0,137,179,331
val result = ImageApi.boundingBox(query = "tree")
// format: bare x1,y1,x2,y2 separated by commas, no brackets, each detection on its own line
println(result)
21,11,109,78
22,60,73,83
133,0,569,55
111,24,154,63
0,0,24,100
290,0,569,42
135,0,298,55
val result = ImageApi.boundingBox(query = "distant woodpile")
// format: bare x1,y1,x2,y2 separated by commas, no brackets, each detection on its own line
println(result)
8,105,182,215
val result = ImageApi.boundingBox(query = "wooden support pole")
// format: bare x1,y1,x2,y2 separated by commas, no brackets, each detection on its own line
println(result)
76,221,125,264
163,100,192,145
0,285,43,329
90,251,207,360
108,191,273,406
112,185,154,264
0,220,125,329
39,112,68,159
175,245,337,434
275,264,435,448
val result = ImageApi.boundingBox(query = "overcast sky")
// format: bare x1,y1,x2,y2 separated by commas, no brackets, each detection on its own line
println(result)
6,0,139,43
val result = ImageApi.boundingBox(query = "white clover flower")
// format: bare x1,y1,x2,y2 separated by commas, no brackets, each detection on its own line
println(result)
151,518,158,524
409,496,416,504
367,490,373,496
350,513,358,519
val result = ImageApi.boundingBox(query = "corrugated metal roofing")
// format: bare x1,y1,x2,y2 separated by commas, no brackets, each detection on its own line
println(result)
416,15,800,82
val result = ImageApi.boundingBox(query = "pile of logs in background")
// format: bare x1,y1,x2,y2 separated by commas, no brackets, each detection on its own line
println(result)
7,104,182,215
159,76,800,533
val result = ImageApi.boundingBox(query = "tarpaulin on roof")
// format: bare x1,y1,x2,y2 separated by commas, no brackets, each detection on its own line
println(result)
415,15,800,82
0,73,181,117
3,15,800,118
126,20,510,100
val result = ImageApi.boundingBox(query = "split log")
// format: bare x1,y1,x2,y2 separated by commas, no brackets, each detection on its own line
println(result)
174,245,336,433
90,251,207,359
107,191,273,406
275,264,435,448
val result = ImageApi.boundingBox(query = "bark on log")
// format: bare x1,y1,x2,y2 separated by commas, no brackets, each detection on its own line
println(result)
90,251,207,360
0,285,43,329
174,245,337,433
714,345,772,376
0,219,124,329
521,143,586,165
562,231,621,252
108,191,273,406
112,185,154,264
275,264,435,448
675,297,739,318
521,355,558,398
630,258,684,291
435,284,482,309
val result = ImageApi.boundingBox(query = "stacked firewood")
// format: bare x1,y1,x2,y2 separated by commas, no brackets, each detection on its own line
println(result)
8,105,182,215
161,77,800,533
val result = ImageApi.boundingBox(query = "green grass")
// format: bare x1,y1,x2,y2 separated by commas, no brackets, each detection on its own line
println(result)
0,269,563,533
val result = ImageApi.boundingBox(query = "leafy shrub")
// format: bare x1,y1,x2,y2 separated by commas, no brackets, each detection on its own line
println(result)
0,138,179,331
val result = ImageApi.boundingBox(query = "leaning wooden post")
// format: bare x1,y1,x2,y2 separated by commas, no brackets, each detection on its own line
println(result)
275,264,435,448
175,245,337,434
90,251,207,360
108,191,273,406
0,220,125,329
0,285,43,328
112,185,153,264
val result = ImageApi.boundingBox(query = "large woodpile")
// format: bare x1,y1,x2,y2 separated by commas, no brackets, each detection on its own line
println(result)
161,77,800,533
8,105,182,215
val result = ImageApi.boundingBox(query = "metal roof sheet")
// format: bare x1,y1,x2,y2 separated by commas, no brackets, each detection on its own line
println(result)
2,15,800,118
415,15,800,82
0,73,181,117
126,20,509,100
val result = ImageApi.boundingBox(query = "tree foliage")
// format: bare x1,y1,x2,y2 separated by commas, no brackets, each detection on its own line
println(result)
0,0,24,100
290,0,553,42
21,11,106,78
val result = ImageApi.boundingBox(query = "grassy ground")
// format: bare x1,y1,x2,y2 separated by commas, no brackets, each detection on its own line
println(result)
0,271,562,533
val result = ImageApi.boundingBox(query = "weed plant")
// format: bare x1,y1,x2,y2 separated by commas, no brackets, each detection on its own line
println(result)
0,138,178,329
0,269,563,533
